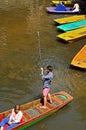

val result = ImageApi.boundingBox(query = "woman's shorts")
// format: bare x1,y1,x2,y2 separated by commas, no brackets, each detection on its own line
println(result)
43,88,50,96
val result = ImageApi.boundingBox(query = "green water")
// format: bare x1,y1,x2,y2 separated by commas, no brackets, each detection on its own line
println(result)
0,0,86,130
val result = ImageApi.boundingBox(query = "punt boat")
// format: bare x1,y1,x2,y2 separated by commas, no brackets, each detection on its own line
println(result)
52,0,71,5
0,91,73,130
57,19,86,31
57,27,86,43
54,15,86,24
46,7,78,14
71,45,86,69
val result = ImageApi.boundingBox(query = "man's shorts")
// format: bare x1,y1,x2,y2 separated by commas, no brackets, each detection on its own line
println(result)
43,88,50,96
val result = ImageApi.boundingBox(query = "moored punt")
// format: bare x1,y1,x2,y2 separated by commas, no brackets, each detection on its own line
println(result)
0,91,73,130
71,45,86,69
52,0,71,5
46,7,78,14
57,27,86,43
57,19,86,32
54,15,86,24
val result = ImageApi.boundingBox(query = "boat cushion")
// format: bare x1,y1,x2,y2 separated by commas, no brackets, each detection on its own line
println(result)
20,116,25,124
3,124,8,130
0,114,5,122
55,3,66,11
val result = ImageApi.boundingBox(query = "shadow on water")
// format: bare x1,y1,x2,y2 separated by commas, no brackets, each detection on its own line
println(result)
0,0,86,130
69,65,86,72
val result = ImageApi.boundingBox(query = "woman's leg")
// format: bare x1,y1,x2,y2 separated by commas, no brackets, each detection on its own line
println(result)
0,118,9,127
0,118,9,130
6,123,19,130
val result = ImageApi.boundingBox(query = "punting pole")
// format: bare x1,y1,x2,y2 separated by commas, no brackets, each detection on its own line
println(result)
37,32,42,67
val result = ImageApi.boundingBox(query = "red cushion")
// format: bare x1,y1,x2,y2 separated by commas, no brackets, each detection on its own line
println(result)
0,114,5,122
3,124,9,130
20,116,25,124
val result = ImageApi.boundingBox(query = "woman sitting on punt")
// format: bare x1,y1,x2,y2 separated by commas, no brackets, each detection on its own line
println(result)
0,105,23,130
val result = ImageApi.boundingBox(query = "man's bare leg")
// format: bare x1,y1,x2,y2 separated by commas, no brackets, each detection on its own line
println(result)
40,96,47,109
44,96,47,107
48,93,52,103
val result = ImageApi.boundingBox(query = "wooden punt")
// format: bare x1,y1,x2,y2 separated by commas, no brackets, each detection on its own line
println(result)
71,45,86,69
57,19,86,32
57,27,86,43
46,7,77,14
54,15,86,24
0,91,73,130
52,0,71,5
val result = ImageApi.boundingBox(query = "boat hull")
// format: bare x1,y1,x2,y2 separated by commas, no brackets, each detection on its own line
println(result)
57,27,86,43
54,15,86,24
52,0,71,5
0,91,73,130
57,20,86,32
46,7,79,14
71,45,86,69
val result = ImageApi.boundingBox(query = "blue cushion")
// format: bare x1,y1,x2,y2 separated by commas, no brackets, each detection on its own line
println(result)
55,3,66,11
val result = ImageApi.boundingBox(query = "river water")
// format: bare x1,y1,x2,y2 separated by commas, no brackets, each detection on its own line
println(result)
0,0,86,130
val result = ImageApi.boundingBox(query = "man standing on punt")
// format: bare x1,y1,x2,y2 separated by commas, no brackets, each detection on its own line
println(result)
40,65,54,109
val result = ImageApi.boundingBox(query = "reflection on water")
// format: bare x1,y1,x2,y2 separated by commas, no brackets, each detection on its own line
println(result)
0,0,86,130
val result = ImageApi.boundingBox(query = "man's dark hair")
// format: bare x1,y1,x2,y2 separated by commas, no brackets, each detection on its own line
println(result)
47,65,53,71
